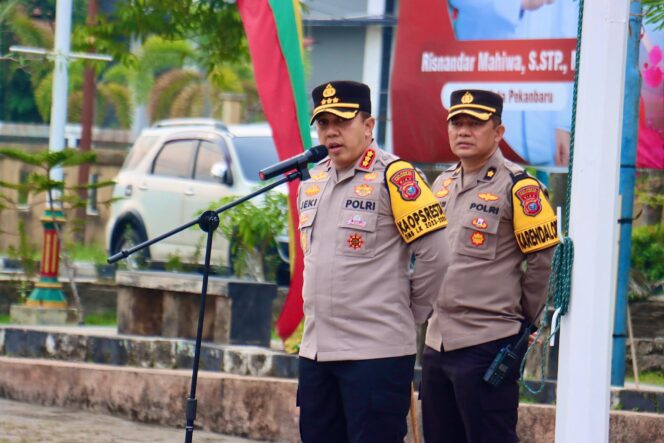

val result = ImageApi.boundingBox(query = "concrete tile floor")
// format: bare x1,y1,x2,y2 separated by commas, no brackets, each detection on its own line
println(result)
0,398,265,443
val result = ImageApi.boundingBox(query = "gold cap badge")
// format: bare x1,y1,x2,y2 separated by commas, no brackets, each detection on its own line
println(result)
323,84,336,98
461,91,474,104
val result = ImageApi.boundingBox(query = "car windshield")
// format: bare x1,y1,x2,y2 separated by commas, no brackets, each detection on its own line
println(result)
233,136,280,182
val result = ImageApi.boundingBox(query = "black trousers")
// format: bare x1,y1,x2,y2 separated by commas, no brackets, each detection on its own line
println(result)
298,354,415,443
420,334,524,443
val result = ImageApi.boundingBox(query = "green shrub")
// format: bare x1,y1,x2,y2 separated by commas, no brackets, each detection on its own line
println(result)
631,225,664,284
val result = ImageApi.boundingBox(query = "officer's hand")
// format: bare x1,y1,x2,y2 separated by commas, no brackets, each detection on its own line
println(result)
528,332,542,346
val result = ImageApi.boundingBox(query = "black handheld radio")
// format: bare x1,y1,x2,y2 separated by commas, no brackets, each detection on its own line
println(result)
483,324,536,388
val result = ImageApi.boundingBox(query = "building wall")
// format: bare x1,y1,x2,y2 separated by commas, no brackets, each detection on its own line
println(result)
306,26,367,93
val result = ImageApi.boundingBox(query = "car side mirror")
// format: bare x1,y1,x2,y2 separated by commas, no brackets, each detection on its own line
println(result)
211,161,233,186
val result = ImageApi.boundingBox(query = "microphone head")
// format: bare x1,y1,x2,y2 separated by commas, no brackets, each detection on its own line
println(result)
307,145,329,162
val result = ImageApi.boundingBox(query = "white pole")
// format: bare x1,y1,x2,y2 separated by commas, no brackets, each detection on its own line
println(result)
48,0,73,197
555,0,630,441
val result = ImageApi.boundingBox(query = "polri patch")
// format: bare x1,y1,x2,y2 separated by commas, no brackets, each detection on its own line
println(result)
390,168,421,201
347,233,364,250
515,185,542,216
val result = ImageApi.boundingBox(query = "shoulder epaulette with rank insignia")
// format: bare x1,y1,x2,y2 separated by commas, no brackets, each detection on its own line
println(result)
385,160,447,244
511,174,559,254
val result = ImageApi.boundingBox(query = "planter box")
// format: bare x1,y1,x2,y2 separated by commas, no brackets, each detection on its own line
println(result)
116,271,276,347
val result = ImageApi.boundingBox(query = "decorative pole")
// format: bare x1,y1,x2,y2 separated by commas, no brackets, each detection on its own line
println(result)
25,209,67,307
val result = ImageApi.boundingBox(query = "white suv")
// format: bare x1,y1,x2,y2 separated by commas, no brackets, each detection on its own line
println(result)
105,119,289,271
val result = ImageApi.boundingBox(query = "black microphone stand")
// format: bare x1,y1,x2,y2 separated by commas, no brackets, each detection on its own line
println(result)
108,166,310,443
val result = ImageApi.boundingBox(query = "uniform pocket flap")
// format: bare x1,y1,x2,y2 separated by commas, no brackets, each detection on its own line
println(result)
338,210,378,232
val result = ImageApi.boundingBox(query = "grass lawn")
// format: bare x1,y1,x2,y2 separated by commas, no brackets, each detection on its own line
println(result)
626,371,664,387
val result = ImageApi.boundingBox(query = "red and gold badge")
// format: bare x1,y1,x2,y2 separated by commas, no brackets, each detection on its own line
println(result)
347,233,364,250
478,193,499,201
515,185,542,216
354,184,374,197
359,148,376,170
389,168,421,201
363,172,378,181
471,217,488,230
305,185,321,196
436,189,449,198
311,171,328,181
470,231,486,247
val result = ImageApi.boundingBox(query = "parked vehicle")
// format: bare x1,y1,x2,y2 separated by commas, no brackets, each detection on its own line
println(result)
105,119,293,273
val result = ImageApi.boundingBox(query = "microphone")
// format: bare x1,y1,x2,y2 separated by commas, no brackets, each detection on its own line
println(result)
259,145,328,180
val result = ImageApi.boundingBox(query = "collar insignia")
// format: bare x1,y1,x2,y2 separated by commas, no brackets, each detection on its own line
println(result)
358,148,376,171
484,167,496,180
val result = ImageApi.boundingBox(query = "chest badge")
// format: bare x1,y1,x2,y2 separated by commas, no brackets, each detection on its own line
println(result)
470,231,486,247
347,214,367,228
478,193,499,201
305,185,321,196
443,178,453,187
354,184,374,197
347,233,365,250
515,185,542,216
363,172,378,181
390,168,421,201
436,189,449,198
471,217,488,230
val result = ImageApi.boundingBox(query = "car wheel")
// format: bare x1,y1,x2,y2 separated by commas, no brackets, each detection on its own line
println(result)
112,223,150,270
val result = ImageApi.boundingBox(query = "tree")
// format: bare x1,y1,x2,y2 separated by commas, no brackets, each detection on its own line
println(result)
80,0,249,74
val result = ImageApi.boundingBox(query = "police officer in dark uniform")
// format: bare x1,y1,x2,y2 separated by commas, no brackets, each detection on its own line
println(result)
297,80,448,443
421,89,559,442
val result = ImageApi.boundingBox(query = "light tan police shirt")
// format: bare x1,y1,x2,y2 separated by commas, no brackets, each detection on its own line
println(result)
298,142,448,361
425,149,559,352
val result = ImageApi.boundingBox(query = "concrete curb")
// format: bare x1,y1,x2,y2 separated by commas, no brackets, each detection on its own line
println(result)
1,357,664,442
0,357,299,442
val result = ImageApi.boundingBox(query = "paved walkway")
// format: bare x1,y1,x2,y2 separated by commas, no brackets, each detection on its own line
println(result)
0,398,263,443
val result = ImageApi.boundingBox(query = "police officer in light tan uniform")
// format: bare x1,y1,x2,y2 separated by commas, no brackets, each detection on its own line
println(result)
421,89,559,443
296,80,448,443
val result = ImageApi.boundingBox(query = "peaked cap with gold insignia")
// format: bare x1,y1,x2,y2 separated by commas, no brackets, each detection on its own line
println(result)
310,80,371,124
447,89,503,121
